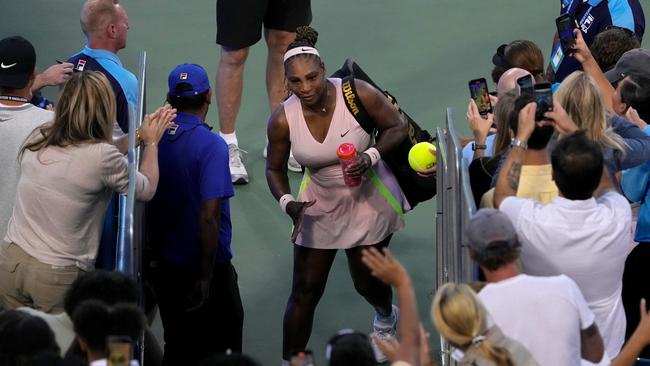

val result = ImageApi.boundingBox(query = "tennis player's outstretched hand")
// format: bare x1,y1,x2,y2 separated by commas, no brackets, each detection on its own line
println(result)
286,200,316,243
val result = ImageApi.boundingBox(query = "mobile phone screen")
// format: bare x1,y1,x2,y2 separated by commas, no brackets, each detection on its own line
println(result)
556,14,576,53
468,78,493,115
108,336,132,366
516,75,534,96
534,83,553,121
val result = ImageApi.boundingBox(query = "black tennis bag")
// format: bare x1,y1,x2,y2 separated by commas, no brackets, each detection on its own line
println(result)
331,59,436,208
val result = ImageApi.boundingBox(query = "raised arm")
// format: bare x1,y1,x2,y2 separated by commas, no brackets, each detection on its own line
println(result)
571,30,616,113
493,103,536,208
362,247,420,366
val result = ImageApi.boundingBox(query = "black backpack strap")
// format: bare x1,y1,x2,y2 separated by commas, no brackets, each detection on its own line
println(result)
340,75,376,135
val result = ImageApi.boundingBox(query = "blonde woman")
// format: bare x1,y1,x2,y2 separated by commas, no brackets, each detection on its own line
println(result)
554,71,650,176
0,71,175,313
432,283,538,366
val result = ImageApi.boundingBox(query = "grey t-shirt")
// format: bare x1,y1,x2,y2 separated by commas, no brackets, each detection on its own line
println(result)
0,103,53,242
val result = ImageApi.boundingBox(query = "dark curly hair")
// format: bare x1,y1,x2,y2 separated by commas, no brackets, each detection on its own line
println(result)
591,28,641,72
284,26,321,65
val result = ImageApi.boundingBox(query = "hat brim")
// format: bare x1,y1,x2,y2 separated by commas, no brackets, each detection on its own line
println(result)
0,73,31,89
605,68,625,84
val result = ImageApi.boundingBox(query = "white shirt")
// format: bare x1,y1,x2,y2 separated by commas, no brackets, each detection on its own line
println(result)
479,274,595,366
499,192,632,357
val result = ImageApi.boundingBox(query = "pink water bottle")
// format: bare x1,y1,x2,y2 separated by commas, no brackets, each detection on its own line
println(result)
337,143,362,187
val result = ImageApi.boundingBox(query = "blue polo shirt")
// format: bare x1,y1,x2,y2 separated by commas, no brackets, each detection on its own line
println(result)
148,112,234,271
552,0,645,82
67,46,138,133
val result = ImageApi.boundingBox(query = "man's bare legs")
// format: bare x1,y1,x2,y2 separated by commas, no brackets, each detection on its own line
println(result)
264,28,302,171
216,46,250,184
264,28,295,111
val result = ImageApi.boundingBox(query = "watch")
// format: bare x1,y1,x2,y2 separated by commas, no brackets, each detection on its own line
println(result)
510,138,528,150
472,142,487,151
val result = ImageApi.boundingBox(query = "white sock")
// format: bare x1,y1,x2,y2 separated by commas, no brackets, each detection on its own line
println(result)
281,360,290,366
220,131,238,146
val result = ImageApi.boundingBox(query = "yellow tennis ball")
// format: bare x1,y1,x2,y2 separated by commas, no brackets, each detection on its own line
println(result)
408,142,437,171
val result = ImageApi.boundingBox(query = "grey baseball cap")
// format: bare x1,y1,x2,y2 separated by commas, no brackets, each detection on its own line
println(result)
466,208,520,258
605,48,650,84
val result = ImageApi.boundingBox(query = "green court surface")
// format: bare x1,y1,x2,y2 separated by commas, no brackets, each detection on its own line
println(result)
3,1,648,364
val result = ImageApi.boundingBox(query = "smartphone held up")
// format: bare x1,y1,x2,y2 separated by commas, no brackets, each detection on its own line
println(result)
556,13,577,54
533,82,553,121
468,78,493,116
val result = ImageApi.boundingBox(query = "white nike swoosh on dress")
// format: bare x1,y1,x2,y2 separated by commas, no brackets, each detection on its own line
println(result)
0,62,17,69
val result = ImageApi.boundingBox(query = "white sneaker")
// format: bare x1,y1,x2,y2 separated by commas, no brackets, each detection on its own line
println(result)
228,143,249,185
371,305,399,363
263,143,302,172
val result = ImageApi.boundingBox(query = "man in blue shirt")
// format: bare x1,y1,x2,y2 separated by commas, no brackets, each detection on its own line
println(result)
549,0,645,83
68,0,138,271
68,0,137,135
147,63,242,366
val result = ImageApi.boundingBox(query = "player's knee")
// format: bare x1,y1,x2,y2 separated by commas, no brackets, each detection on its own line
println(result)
266,31,295,53
220,47,249,67
290,282,326,307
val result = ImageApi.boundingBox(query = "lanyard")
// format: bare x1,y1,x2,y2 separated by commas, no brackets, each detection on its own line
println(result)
0,95,29,103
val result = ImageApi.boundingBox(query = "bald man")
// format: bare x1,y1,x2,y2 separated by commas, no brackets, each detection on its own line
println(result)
496,68,533,99
68,0,136,136
67,0,137,271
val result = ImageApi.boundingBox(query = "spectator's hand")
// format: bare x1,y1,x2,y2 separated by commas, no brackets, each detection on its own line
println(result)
571,29,593,64
346,153,371,177
36,62,74,88
545,101,578,136
625,107,648,129
370,323,437,366
361,247,409,288
415,148,437,177
186,279,210,312
632,299,650,345
419,324,437,366
516,103,537,142
141,105,177,145
286,200,316,243
467,99,494,142
371,333,399,362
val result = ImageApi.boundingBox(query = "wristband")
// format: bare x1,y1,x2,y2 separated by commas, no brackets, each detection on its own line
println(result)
135,128,143,146
363,147,381,167
279,194,295,213
472,143,487,151
510,138,528,150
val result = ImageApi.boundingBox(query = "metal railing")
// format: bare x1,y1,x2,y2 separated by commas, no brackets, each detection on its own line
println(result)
435,107,478,366
116,50,147,364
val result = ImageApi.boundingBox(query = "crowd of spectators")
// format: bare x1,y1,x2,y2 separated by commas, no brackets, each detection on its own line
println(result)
1,0,650,365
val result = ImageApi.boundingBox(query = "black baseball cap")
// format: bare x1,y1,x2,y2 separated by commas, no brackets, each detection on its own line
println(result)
0,36,36,89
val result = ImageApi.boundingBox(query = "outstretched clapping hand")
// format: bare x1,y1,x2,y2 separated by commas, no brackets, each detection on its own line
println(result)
140,105,177,145
286,200,316,243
